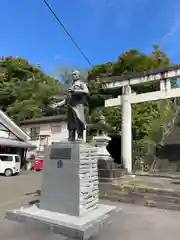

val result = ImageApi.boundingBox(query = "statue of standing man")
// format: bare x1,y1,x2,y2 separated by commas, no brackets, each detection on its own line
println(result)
54,70,89,141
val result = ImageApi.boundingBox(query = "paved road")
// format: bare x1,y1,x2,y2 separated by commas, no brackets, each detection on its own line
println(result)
1,172,180,239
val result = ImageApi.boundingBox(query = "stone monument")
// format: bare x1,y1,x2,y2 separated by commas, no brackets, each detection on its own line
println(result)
6,70,117,240
93,116,125,183
93,115,112,161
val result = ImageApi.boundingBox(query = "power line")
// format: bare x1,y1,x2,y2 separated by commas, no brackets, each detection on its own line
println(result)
42,0,93,67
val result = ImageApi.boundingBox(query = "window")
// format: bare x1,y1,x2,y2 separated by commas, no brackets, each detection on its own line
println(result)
0,155,13,162
51,125,61,134
15,156,20,162
30,127,40,140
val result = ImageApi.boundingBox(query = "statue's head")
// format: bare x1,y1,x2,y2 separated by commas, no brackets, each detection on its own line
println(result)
72,70,80,81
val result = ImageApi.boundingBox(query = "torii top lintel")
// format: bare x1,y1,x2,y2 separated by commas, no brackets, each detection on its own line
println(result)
102,65,180,89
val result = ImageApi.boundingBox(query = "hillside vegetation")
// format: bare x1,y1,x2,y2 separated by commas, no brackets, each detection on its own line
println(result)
0,45,178,155
87,45,178,154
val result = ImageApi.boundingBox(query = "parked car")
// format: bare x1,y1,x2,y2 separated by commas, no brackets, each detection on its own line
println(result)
0,154,21,177
31,158,44,171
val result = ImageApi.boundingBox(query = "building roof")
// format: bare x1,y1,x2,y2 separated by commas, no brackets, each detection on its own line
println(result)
20,115,67,125
0,138,36,149
0,110,29,141
20,116,111,131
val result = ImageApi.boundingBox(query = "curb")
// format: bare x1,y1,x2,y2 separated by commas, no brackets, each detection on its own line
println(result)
99,184,180,211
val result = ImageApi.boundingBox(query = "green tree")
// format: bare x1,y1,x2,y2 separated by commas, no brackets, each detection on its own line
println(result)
88,45,176,141
0,57,63,123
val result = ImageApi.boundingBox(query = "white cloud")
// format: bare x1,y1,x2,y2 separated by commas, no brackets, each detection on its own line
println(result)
158,3,180,58
158,1,180,53
161,16,180,44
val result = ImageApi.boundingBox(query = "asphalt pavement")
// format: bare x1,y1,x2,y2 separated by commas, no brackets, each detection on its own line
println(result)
0,171,180,240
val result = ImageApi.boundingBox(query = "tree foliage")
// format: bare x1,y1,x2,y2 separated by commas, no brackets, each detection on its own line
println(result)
88,45,177,142
0,56,63,123
0,45,177,146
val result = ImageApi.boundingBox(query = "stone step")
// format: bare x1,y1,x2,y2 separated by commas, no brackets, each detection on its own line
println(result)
146,200,180,211
100,192,180,211
99,184,180,211
98,169,125,179
100,188,180,202
99,183,180,197
98,177,122,183
133,192,180,204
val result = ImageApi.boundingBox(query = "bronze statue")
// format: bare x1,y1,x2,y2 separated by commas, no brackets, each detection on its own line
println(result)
53,70,89,141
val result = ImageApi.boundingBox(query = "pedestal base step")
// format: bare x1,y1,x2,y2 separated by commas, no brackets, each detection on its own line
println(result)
98,168,126,182
6,204,118,240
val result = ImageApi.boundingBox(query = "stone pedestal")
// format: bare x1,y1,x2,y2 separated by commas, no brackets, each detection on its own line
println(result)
40,142,99,216
93,135,125,183
6,141,117,240
98,159,125,183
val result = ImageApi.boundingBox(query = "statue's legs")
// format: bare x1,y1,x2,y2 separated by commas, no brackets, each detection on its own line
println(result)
67,107,76,141
67,105,85,141
77,129,83,140
68,130,76,141
77,119,84,140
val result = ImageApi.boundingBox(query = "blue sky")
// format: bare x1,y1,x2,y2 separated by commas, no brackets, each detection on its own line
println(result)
1,0,180,75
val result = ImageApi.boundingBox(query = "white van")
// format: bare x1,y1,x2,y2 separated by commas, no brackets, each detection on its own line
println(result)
0,154,21,177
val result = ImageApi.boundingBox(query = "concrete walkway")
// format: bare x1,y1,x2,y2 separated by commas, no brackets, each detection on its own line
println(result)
3,202,180,240
1,172,180,239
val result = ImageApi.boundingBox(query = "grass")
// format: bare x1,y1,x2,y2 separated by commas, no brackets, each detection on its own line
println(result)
117,180,173,192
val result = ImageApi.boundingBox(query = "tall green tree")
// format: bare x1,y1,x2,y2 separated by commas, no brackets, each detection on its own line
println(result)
88,45,176,142
0,57,63,123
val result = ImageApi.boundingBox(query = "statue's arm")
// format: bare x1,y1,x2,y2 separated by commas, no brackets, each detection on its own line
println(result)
51,99,66,108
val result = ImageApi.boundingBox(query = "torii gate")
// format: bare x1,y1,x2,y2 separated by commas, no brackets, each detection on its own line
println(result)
102,65,180,173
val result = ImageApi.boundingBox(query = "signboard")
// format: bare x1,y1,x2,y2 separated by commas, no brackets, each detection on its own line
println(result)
50,147,72,160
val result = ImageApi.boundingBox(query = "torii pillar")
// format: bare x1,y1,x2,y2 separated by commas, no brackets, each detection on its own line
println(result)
121,86,132,173
103,66,180,173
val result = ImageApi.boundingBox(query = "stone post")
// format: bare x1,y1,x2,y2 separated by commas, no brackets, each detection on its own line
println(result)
121,85,132,173
92,115,111,161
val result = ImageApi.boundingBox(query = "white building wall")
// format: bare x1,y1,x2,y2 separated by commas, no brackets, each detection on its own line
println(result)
21,123,51,136
21,121,68,155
